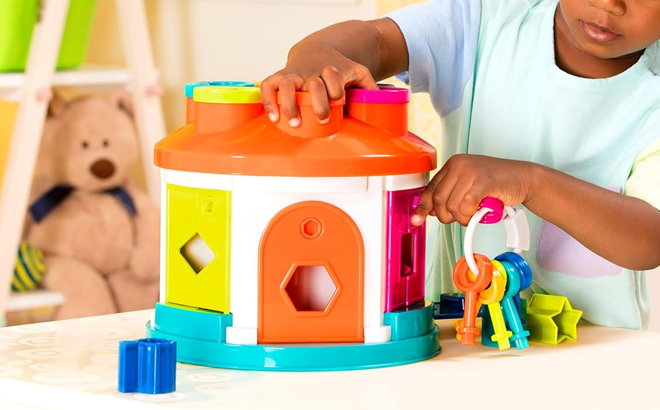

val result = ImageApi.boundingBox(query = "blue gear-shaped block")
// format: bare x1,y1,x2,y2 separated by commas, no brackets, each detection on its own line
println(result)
118,338,176,394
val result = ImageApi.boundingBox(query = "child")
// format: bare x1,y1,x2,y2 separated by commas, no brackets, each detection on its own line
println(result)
260,0,660,329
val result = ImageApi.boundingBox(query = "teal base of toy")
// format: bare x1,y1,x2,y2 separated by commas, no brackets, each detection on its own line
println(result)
147,302,441,371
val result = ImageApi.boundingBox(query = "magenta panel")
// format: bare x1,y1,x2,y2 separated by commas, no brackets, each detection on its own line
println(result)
385,187,426,312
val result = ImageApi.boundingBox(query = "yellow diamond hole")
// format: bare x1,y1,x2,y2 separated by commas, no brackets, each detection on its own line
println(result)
180,233,215,274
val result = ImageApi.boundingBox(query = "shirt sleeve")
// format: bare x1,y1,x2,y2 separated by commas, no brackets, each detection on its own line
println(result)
625,137,660,210
386,0,481,116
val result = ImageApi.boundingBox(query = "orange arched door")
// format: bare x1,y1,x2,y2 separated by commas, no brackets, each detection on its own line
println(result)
258,201,364,343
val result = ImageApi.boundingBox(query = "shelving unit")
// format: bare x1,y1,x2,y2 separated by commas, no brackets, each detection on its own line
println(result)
0,66,131,104
6,290,66,314
0,65,130,90
0,0,165,325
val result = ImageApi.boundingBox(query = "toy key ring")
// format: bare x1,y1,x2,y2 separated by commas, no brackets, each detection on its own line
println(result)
463,197,531,275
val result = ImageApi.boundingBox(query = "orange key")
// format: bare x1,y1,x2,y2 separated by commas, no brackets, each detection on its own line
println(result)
453,254,493,345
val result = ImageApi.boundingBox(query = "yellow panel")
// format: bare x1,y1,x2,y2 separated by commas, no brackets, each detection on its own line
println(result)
166,184,231,312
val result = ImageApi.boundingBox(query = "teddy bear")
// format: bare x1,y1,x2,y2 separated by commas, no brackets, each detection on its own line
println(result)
24,89,160,320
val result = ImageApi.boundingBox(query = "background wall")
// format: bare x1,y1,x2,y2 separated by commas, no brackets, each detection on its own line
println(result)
649,270,660,331
85,0,660,331
87,0,378,132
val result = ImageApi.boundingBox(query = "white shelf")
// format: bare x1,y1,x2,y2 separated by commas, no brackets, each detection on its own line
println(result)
7,290,65,312
0,66,130,90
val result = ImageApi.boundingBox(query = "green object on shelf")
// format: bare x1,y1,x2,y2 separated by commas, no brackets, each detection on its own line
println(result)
526,293,582,345
0,0,98,72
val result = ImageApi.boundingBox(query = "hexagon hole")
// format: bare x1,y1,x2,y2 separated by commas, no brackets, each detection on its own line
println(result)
285,265,337,311
180,233,214,274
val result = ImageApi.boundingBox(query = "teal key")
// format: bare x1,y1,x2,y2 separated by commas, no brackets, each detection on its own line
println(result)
496,259,530,350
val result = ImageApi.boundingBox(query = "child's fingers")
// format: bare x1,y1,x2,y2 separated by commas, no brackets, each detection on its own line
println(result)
321,66,346,101
346,63,379,90
446,180,475,226
430,172,460,225
460,183,489,221
411,169,446,226
261,73,282,122
306,77,331,123
411,188,434,226
278,76,303,127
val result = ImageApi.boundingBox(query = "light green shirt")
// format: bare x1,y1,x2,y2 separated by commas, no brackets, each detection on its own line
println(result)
389,0,660,329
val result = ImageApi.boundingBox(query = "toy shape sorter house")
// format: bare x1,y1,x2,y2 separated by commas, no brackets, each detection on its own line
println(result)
147,81,440,371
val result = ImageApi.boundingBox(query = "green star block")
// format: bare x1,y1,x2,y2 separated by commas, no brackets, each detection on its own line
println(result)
526,294,582,345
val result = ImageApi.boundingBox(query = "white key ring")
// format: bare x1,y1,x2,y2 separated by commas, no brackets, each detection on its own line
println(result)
463,199,531,275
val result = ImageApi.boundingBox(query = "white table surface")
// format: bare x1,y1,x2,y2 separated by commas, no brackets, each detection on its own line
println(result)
0,309,658,410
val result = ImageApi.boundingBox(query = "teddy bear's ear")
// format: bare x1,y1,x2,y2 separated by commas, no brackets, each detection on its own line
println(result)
108,88,134,119
47,89,67,117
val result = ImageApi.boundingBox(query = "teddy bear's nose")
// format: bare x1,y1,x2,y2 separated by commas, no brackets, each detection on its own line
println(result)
90,159,115,179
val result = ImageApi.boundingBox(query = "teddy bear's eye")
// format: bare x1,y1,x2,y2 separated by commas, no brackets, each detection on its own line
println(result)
103,140,109,147
82,141,89,149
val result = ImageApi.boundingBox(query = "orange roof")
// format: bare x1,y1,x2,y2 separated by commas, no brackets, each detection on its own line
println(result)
154,87,436,177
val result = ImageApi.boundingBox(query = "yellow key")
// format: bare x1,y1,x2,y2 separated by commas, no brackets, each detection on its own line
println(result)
469,261,509,349
484,260,512,350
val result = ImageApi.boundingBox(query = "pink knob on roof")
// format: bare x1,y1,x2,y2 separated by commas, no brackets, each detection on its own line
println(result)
345,87,410,104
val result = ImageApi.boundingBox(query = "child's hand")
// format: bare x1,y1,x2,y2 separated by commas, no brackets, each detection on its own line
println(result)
411,154,535,226
261,44,379,128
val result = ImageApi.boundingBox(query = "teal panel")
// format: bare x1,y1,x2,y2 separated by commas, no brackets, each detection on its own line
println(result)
154,302,232,343
384,302,435,341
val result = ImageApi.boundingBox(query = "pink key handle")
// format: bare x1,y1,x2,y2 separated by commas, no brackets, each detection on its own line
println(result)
478,197,504,224
464,198,530,275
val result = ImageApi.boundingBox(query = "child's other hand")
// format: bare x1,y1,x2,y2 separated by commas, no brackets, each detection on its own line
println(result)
261,45,379,128
411,154,535,226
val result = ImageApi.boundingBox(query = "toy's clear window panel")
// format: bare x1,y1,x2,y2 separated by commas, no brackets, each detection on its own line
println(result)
165,184,231,313
385,188,426,312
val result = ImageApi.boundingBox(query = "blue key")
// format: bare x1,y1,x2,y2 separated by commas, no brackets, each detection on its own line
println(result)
496,252,532,290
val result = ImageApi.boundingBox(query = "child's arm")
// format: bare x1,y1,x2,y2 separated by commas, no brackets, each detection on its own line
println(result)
411,154,660,271
260,18,408,127
525,164,660,270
